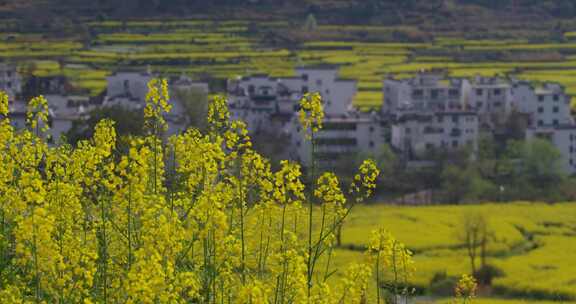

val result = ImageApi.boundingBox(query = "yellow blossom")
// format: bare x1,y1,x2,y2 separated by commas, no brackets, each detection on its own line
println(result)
298,92,324,139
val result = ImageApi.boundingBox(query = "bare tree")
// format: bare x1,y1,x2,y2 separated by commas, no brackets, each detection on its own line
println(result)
456,212,489,275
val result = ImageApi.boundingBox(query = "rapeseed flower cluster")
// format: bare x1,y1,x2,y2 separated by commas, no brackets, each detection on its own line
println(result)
0,80,416,303
454,274,478,303
368,229,416,304
298,92,324,138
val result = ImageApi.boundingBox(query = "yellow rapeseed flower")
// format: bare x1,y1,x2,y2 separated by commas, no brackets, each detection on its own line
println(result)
298,92,324,139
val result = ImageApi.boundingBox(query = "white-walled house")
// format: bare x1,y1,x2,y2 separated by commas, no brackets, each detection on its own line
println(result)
383,73,514,119
105,71,152,104
390,111,479,160
104,71,208,136
45,94,95,143
228,66,381,167
512,82,573,128
294,66,356,116
7,94,93,144
383,72,468,114
227,65,357,135
468,76,514,126
289,111,383,167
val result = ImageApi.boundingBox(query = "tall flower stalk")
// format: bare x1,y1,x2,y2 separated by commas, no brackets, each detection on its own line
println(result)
0,83,411,303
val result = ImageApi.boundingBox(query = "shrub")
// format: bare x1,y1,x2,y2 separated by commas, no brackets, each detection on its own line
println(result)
429,271,459,297
474,264,504,286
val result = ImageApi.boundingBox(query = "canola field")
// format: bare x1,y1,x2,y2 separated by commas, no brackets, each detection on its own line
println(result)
4,19,576,108
335,202,576,301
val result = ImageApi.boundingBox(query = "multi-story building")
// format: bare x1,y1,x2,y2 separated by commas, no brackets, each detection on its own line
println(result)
383,72,481,161
512,82,573,128
289,111,383,167
228,66,381,167
391,111,479,160
381,71,576,171
468,76,514,127
383,71,468,114
227,65,357,135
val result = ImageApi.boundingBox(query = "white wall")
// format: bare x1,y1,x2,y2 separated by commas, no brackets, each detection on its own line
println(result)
391,112,478,159
107,72,152,102
295,67,356,116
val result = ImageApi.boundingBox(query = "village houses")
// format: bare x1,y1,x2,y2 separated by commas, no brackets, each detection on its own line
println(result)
5,64,576,174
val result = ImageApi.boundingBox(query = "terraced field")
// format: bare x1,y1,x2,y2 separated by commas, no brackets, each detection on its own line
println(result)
331,202,576,302
5,20,576,109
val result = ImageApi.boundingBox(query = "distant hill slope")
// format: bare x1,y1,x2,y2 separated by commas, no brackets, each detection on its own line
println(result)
1,0,575,35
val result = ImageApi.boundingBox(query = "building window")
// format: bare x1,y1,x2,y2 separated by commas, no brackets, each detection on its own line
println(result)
301,86,308,94
553,95,559,101
538,120,543,126
476,89,483,96
437,116,443,123
494,89,501,96
413,89,423,97
571,146,574,153
369,126,374,133
538,107,544,113
316,79,323,86
553,119,559,126
426,143,434,150
449,89,459,97
302,74,308,81
406,127,411,134
452,140,458,148
296,141,301,147
431,89,439,99
553,106,559,113
476,102,483,108
452,115,459,123
538,95,544,102
248,85,255,94
369,141,374,148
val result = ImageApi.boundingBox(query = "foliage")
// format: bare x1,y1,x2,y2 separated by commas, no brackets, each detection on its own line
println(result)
0,82,428,303
454,274,478,303
66,105,145,146
340,202,576,300
173,86,209,131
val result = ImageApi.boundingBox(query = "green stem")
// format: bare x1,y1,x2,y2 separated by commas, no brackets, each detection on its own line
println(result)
100,195,109,304
32,207,40,304
307,131,316,296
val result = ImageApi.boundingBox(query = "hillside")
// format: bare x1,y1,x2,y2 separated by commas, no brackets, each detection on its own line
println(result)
2,0,576,32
